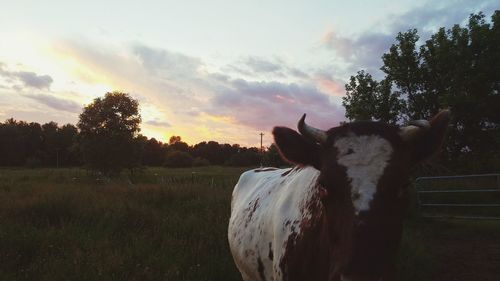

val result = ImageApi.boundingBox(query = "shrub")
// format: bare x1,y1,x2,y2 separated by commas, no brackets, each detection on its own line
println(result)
163,150,193,168
192,157,210,167
25,157,42,168
226,151,260,167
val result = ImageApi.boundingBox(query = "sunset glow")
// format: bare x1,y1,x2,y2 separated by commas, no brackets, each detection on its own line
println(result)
0,0,495,146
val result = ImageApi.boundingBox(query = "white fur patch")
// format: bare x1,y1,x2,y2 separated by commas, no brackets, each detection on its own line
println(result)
334,134,393,214
228,167,320,281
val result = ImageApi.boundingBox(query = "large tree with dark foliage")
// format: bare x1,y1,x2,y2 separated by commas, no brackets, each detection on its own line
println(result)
77,91,142,175
342,11,500,173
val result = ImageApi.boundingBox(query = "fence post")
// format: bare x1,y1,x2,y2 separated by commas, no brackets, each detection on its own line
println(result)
415,178,422,216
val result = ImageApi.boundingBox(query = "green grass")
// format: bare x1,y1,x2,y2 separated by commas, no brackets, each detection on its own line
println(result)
0,167,499,280
0,167,248,281
396,221,437,281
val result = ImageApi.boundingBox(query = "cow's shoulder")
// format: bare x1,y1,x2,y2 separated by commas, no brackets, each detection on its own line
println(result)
230,166,323,281
233,168,286,198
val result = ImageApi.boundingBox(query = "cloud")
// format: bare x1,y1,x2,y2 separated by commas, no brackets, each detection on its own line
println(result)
314,72,345,96
132,44,203,79
23,94,81,113
321,29,396,77
145,119,171,127
0,63,53,89
16,72,53,89
388,0,498,36
207,77,345,131
51,40,345,145
225,56,310,80
321,30,356,59
245,56,283,73
320,0,498,77
54,40,208,114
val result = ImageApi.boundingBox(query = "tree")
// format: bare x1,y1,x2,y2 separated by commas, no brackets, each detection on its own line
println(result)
168,135,189,152
381,29,422,120
375,79,404,124
58,124,80,166
225,147,261,167
77,91,142,176
0,119,79,167
342,71,403,124
342,70,379,121
342,11,500,173
143,138,166,166
41,122,59,166
169,135,182,145
263,144,288,167
164,150,193,168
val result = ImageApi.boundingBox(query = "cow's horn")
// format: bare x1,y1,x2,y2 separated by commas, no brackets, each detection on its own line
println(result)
298,114,327,144
399,119,430,141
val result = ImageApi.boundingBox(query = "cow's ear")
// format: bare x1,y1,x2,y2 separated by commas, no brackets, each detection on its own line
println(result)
273,126,321,169
400,110,451,163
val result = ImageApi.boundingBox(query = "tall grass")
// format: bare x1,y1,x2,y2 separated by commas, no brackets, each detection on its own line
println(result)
0,167,498,280
0,167,247,281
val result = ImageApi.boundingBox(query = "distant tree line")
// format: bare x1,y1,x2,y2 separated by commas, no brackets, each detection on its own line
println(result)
342,11,500,173
0,119,80,167
0,92,287,174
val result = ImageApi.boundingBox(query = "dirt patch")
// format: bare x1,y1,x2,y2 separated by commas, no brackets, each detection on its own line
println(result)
425,220,500,281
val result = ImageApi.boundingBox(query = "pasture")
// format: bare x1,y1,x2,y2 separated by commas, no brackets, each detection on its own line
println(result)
0,167,499,281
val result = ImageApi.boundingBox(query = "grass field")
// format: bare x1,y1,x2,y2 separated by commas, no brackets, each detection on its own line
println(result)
0,167,499,281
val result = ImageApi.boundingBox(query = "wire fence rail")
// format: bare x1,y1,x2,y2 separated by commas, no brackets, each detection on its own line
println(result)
415,173,500,220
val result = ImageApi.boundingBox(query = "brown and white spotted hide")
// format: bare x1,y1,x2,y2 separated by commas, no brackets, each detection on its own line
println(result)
228,110,450,281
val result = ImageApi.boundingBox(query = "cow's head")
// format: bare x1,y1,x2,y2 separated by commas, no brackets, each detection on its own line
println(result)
272,110,450,281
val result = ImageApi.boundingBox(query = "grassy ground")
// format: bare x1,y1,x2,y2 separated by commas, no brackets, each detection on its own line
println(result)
0,167,246,281
0,167,499,280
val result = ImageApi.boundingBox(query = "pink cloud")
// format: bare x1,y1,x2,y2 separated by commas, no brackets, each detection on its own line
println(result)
314,74,345,96
321,29,355,58
207,78,346,132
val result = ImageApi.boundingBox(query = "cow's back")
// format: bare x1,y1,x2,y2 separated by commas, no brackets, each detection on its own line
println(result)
228,166,321,281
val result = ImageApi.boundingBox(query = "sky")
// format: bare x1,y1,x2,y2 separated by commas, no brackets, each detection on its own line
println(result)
0,0,496,147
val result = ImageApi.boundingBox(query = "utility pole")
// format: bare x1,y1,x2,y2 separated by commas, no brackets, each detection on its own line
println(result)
260,133,264,153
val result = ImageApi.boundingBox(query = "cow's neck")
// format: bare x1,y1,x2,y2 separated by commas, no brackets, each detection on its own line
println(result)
320,185,357,280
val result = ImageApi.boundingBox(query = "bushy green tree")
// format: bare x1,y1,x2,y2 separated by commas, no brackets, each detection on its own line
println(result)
342,11,500,172
77,91,142,176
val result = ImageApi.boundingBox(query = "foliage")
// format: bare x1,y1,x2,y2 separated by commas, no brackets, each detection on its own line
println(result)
262,143,289,167
0,119,79,167
163,150,194,168
342,71,403,124
168,135,182,145
168,136,190,152
0,117,272,168
225,147,261,167
0,93,285,170
142,138,167,166
77,92,142,176
192,157,210,166
342,11,500,173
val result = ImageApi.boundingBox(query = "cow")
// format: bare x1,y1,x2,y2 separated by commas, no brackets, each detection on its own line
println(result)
228,110,450,281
